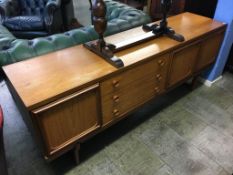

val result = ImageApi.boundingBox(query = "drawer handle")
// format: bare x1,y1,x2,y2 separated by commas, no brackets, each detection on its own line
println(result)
112,80,120,88
113,109,120,116
113,95,120,103
32,84,99,114
156,74,163,81
154,87,160,93
158,60,165,67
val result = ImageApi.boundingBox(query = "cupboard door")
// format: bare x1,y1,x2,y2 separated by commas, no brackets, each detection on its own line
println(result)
32,84,100,156
168,43,200,87
195,32,224,72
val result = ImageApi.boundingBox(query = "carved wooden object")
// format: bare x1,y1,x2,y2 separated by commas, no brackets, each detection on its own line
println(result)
143,0,185,42
84,0,124,68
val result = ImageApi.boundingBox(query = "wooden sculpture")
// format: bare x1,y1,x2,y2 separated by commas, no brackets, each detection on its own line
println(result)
84,0,124,68
143,0,185,42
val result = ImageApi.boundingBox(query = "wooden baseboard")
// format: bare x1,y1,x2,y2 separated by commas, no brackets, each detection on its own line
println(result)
198,76,222,87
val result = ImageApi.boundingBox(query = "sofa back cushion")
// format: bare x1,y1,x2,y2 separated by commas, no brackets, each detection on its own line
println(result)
18,0,48,16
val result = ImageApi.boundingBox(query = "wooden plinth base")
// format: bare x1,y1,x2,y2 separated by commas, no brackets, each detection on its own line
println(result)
84,42,124,68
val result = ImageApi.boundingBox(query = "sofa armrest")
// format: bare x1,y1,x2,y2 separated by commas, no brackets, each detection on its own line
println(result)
44,0,62,33
0,0,12,22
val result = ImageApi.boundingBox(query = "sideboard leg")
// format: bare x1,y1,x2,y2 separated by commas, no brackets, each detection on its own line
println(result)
190,76,199,90
74,144,80,165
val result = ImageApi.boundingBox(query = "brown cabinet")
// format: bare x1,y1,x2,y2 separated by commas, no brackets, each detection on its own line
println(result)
101,54,170,126
32,84,101,155
3,13,226,161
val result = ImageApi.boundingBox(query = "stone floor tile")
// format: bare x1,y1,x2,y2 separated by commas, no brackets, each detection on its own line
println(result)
159,104,207,141
104,134,164,175
184,95,233,138
217,169,232,175
134,115,223,175
194,85,233,109
191,126,233,174
226,104,233,115
215,73,233,95
133,118,186,157
161,142,223,175
154,164,178,175
65,151,122,175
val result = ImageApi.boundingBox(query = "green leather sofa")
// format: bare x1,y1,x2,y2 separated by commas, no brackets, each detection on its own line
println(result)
0,0,151,67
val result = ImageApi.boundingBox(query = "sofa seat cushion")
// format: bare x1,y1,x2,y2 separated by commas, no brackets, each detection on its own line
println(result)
3,16,44,31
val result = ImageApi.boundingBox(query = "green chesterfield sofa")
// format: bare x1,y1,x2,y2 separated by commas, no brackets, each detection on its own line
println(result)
0,0,151,68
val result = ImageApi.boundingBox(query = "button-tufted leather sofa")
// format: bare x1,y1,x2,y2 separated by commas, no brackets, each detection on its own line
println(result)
0,0,151,69
0,0,63,39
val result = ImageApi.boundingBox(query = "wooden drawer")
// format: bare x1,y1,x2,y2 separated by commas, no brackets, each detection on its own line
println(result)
101,54,170,126
168,43,201,87
32,84,101,156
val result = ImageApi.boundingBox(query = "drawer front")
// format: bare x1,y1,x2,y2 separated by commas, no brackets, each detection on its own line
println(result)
168,43,201,88
101,54,170,126
32,84,101,156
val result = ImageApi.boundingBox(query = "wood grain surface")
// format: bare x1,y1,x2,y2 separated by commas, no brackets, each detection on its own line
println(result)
3,12,226,110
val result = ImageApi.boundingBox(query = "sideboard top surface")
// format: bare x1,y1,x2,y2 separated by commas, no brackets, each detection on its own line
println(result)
107,12,225,66
3,12,226,109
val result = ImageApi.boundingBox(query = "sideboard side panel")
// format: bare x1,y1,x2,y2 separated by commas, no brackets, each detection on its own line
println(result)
195,31,225,72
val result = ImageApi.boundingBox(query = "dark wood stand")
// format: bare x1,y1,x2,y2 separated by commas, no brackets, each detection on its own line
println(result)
143,0,185,42
84,0,124,68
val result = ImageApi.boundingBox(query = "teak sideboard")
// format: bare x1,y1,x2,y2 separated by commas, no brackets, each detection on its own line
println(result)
3,13,226,162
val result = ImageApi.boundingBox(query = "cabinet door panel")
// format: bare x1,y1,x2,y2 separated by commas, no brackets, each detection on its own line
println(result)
195,32,224,72
168,43,200,87
33,85,100,155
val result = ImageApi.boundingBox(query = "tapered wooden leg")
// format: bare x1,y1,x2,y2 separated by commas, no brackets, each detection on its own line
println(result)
190,76,198,90
74,144,80,165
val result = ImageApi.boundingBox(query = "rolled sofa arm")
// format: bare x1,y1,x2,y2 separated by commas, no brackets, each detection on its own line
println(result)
0,0,12,22
44,0,62,33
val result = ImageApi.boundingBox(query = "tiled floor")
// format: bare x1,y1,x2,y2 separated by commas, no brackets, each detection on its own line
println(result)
0,72,233,175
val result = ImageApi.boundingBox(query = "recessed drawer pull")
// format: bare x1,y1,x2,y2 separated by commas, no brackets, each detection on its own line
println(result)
154,87,160,93
33,84,99,114
113,95,120,103
156,74,163,81
112,80,120,88
158,59,165,66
